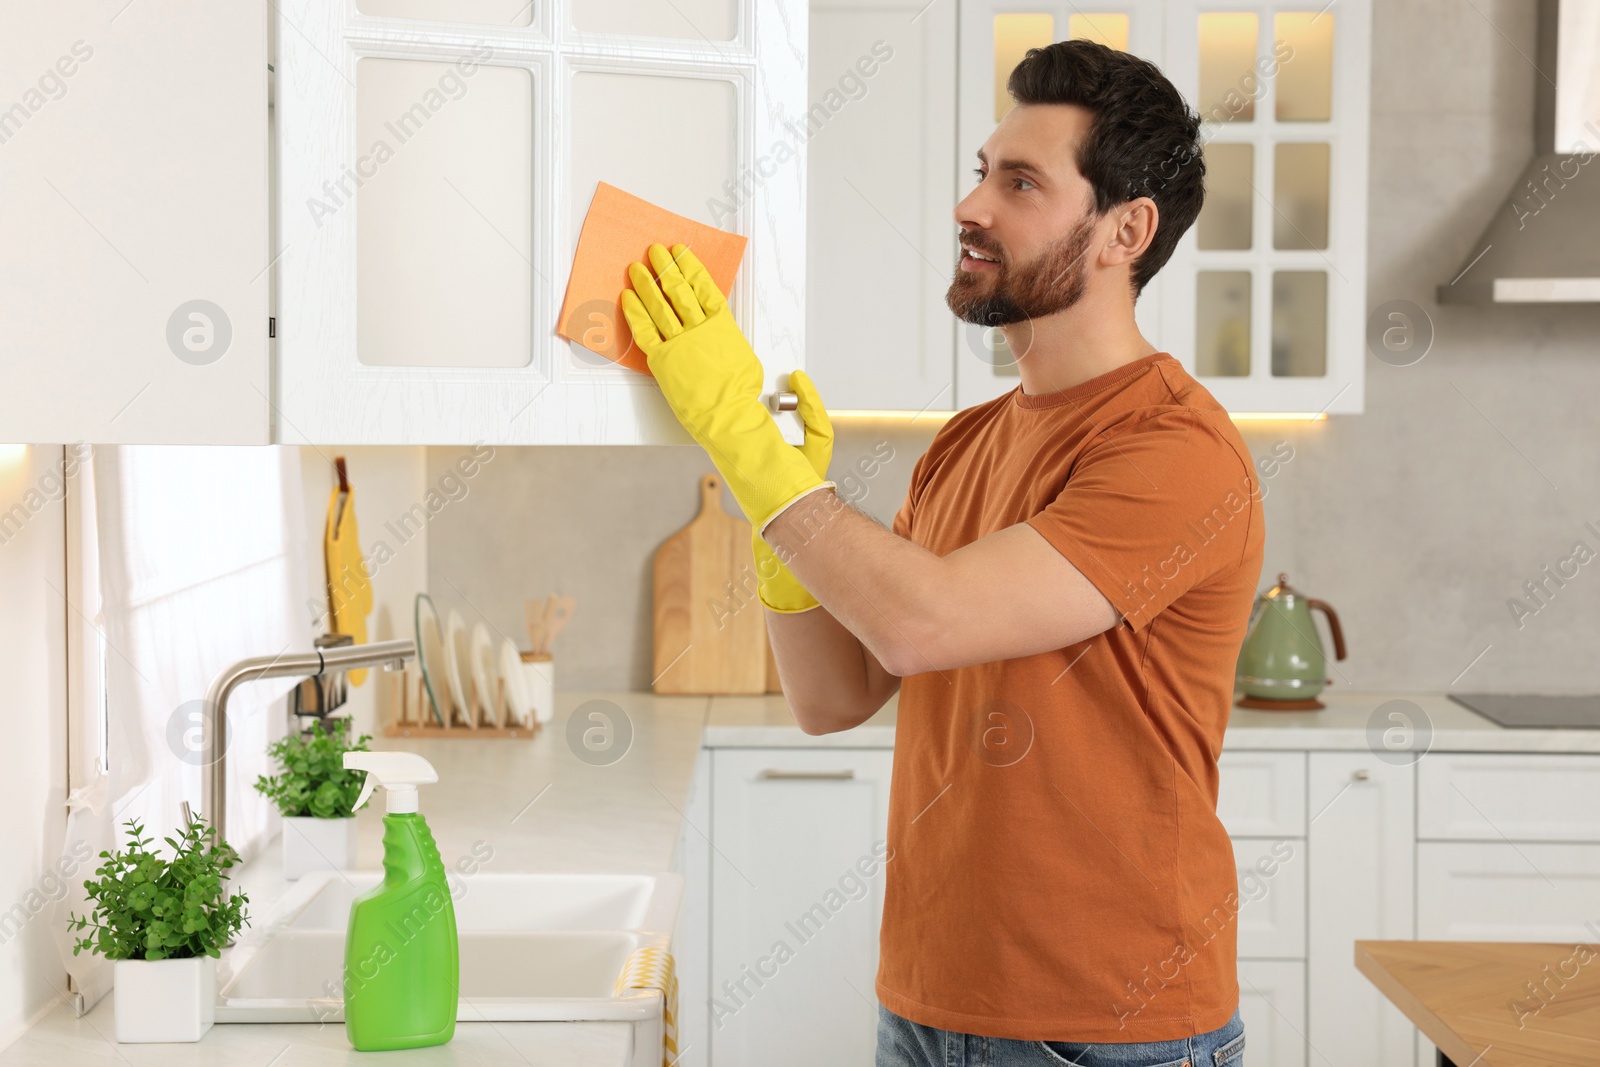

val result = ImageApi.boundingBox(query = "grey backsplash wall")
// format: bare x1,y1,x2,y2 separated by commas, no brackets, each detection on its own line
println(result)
426,0,1600,695
421,425,930,692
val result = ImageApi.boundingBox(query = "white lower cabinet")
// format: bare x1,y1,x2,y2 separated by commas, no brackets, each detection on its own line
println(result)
1414,759,1600,1067
1217,751,1308,838
674,748,714,1067
1307,752,1417,1067
707,748,894,1067
685,745,1600,1067
1418,753,1600,842
1237,960,1307,1067
1417,842,1600,942
1232,837,1307,959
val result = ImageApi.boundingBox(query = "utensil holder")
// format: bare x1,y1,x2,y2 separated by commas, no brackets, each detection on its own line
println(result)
519,651,555,725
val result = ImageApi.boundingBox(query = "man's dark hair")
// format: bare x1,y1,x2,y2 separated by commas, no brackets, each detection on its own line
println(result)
1006,39,1205,298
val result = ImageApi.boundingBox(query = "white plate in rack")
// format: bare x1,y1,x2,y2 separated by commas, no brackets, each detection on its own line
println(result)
445,609,475,728
500,638,534,727
471,622,500,727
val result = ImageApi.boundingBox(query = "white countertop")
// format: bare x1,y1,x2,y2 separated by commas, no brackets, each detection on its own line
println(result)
10,686,1598,1065
0,1009,638,1066
704,688,1600,753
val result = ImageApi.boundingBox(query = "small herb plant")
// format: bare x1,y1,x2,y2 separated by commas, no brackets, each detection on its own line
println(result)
68,815,248,961
254,717,373,819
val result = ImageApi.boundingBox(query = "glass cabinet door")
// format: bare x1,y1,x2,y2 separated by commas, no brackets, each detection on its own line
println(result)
1163,0,1369,415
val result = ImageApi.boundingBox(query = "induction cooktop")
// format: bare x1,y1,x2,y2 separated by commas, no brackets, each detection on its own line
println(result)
1449,693,1600,729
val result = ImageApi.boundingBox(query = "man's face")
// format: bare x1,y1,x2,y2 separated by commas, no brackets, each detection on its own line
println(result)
946,103,1105,328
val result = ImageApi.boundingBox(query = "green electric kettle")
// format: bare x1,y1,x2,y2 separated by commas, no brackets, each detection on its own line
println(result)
1235,573,1347,710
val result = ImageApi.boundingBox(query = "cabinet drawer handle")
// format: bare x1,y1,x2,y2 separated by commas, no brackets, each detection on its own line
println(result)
768,391,799,413
758,768,855,780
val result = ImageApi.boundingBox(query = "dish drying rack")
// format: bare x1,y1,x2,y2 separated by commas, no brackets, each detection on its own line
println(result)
386,664,539,739
384,594,573,739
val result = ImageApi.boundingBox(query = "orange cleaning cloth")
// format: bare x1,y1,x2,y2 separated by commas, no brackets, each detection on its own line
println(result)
557,182,748,375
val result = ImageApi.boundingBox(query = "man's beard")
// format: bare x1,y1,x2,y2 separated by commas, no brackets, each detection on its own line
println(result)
945,215,1097,327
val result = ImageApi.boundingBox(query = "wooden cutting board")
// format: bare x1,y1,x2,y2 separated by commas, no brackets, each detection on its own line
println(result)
653,474,770,694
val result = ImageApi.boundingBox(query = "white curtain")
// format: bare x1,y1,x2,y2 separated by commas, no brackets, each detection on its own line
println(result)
53,444,312,1013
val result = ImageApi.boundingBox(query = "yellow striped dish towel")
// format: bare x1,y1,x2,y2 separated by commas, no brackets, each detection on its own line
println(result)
613,945,679,1067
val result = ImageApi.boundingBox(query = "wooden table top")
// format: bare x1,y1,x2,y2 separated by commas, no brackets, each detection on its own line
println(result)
1357,940,1600,1067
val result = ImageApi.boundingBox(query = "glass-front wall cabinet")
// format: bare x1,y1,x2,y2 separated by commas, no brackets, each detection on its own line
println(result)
958,1,1369,416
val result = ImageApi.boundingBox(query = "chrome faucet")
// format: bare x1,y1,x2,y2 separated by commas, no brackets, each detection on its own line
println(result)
200,638,415,850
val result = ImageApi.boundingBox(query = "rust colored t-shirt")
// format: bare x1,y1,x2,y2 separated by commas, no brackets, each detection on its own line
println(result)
876,351,1266,1043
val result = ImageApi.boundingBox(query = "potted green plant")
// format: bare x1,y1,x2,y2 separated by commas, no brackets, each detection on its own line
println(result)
254,716,372,879
67,814,248,1043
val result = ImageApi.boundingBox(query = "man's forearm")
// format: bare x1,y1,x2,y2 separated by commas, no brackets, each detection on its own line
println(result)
765,605,897,732
762,487,947,678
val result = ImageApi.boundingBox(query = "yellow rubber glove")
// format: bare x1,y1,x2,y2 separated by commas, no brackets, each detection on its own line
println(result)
621,242,834,534
753,368,833,613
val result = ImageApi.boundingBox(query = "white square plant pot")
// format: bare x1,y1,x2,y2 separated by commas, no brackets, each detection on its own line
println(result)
113,954,215,1042
282,814,359,880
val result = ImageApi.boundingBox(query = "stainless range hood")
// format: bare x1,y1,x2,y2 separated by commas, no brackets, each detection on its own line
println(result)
1438,0,1600,304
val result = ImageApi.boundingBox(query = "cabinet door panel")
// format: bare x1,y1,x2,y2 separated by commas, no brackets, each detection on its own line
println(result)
1418,754,1600,843
567,72,736,232
274,0,804,444
1417,842,1600,942
1237,959,1306,1067
356,57,534,368
1218,751,1306,837
1306,753,1416,1067
1233,837,1306,959
0,4,268,443
357,0,536,25
571,0,738,40
674,747,713,1067
806,0,957,414
711,748,893,1067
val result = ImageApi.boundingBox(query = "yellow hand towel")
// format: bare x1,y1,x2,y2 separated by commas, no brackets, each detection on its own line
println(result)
613,945,679,1067
323,486,374,685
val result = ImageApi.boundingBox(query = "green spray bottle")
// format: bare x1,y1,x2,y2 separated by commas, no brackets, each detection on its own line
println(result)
341,751,458,1051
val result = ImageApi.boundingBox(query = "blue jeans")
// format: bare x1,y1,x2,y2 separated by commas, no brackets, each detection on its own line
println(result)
875,1003,1245,1067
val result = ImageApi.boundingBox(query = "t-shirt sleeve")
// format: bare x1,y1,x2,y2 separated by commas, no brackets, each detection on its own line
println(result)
1023,410,1259,632
892,492,914,539
891,445,934,540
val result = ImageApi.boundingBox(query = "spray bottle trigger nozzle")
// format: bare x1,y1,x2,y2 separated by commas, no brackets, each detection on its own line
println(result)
344,751,437,815
353,771,378,813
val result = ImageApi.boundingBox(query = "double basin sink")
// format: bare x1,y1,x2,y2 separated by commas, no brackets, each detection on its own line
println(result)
216,871,682,1024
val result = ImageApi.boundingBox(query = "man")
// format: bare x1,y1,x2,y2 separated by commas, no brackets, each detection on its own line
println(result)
622,37,1262,1067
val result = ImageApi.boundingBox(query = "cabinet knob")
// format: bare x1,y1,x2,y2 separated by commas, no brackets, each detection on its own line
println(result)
1352,768,1370,781
769,391,799,412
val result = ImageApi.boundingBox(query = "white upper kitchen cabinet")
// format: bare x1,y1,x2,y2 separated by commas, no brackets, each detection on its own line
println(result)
1161,0,1369,416
0,4,272,444
817,0,1369,416
804,0,958,415
2,0,806,446
273,0,807,445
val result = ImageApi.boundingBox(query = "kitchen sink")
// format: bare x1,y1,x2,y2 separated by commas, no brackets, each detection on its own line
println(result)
215,871,682,1025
